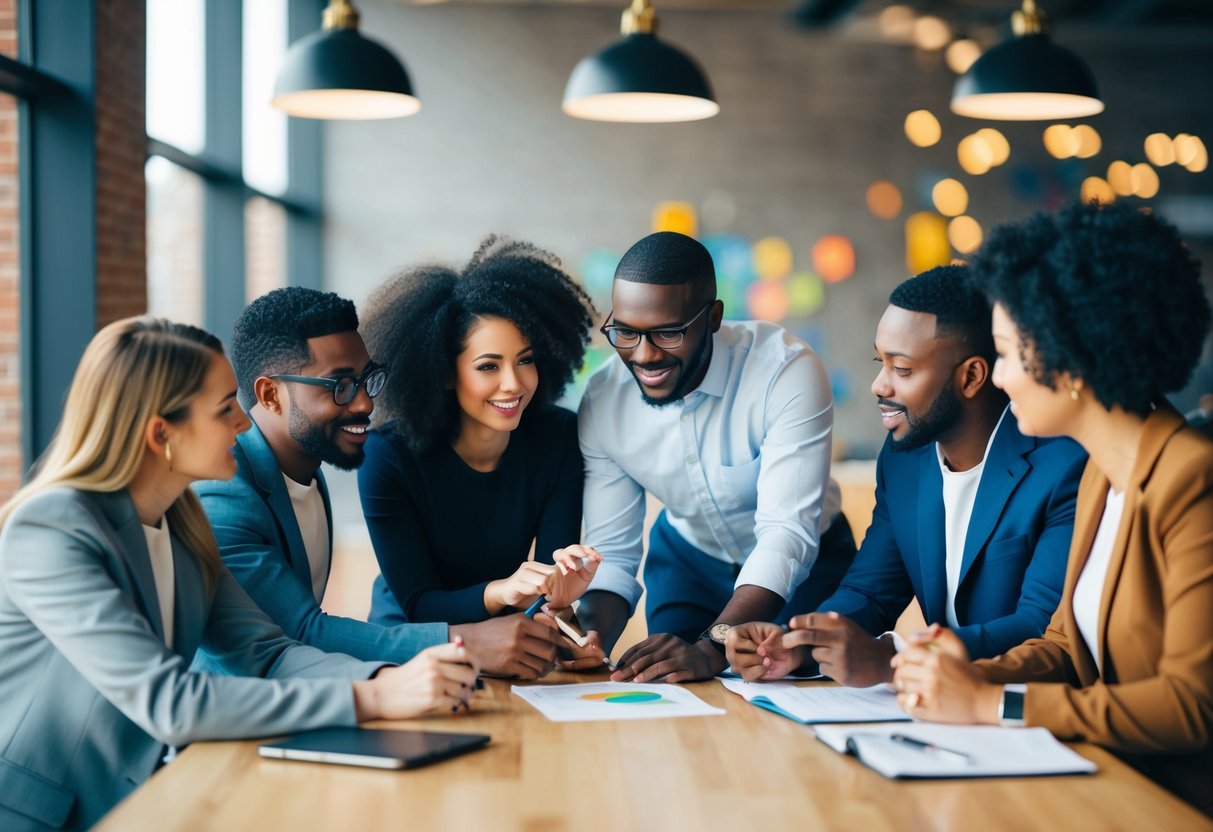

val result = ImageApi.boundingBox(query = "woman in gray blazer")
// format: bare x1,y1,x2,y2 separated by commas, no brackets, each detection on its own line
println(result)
0,317,481,831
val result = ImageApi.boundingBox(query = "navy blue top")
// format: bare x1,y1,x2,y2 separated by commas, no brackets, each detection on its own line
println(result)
358,406,584,626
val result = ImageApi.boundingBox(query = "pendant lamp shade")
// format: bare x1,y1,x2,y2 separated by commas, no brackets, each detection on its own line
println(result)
272,1,419,120
951,1,1102,121
563,1,718,123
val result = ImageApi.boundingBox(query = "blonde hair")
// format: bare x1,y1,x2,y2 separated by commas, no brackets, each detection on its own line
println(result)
0,316,226,586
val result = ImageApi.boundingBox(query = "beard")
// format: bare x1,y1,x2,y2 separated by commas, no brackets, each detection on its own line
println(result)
630,330,713,409
288,400,368,471
886,379,963,453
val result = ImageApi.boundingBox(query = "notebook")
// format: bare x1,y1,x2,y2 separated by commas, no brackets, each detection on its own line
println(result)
258,727,490,770
720,678,910,724
814,722,1098,780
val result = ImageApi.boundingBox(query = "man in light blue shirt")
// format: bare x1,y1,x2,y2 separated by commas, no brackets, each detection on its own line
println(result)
575,231,856,682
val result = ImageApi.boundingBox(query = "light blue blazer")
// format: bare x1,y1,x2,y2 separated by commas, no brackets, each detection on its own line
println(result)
193,422,446,664
0,488,385,831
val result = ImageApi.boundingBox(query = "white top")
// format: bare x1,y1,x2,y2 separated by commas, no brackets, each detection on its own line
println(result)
1073,487,1125,674
141,518,175,647
936,408,1008,628
580,320,842,608
282,473,331,604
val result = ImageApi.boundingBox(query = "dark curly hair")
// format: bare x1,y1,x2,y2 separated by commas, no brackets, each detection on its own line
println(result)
970,201,1210,416
230,287,359,409
361,235,597,452
889,264,996,365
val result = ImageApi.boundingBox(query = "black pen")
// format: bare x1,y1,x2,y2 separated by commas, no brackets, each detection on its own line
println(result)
889,733,973,765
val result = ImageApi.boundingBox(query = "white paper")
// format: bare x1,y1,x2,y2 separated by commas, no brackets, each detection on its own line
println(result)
813,722,1098,779
720,678,910,723
512,682,725,722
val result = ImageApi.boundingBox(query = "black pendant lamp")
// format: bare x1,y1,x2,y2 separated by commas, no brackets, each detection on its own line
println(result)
272,0,419,120
563,0,719,123
951,0,1102,121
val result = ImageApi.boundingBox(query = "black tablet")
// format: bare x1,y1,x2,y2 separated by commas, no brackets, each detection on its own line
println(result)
258,727,490,770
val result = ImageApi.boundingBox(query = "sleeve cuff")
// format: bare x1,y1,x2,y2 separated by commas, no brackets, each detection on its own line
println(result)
881,630,907,653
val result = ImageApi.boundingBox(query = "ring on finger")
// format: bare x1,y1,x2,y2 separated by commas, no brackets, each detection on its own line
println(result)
905,692,920,710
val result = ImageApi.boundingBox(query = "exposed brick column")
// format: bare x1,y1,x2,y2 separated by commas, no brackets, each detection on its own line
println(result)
0,0,19,502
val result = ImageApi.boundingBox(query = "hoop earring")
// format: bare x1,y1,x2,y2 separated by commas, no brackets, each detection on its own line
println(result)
164,440,174,471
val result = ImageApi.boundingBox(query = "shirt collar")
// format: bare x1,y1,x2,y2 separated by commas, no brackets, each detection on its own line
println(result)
692,329,730,399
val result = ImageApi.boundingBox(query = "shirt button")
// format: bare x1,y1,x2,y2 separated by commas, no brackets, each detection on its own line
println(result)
686,454,697,464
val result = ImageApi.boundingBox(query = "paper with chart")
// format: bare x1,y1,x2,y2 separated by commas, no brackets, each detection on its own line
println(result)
512,682,725,722
720,678,910,723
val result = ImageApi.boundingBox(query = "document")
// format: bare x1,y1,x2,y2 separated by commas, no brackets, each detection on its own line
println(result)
720,678,910,724
512,682,725,722
814,722,1098,779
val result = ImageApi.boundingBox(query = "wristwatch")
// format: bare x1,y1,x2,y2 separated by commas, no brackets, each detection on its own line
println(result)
998,686,1026,727
698,622,731,653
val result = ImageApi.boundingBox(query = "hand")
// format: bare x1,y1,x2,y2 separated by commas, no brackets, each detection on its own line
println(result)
353,642,480,721
542,545,603,609
483,561,557,615
890,627,1001,723
611,634,728,684
726,622,802,681
534,610,610,672
782,611,895,687
456,613,563,680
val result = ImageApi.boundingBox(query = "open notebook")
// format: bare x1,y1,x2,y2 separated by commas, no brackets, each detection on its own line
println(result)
720,678,910,724
814,722,1098,780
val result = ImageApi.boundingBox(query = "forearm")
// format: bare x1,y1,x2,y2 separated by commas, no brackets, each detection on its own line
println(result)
717,584,786,626
576,590,631,653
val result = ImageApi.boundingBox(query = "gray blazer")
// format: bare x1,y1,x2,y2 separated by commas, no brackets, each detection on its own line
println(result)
0,488,386,831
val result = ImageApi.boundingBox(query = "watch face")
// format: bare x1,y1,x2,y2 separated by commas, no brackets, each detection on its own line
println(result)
709,623,732,644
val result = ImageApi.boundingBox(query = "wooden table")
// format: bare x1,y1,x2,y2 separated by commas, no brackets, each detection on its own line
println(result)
98,673,1212,832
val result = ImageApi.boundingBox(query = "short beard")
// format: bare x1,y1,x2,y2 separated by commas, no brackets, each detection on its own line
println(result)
288,400,366,471
888,379,962,453
632,330,713,409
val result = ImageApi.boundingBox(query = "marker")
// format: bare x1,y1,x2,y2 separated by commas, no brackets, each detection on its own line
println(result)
523,596,547,618
889,734,973,765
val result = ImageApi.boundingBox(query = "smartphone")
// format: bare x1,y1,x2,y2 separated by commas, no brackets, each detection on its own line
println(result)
552,612,590,648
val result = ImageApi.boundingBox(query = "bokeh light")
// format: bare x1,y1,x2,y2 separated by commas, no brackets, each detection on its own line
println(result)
1174,134,1199,167
879,5,915,40
1080,176,1115,204
812,235,856,283
1144,133,1176,167
747,281,789,322
1106,161,1134,196
947,215,982,254
913,16,951,50
931,178,969,217
786,272,825,317
905,211,951,275
1043,124,1079,159
957,133,993,175
866,180,903,220
578,249,622,300
945,39,981,74
1130,163,1159,198
904,110,942,148
1073,124,1101,159
1185,138,1208,173
975,127,1010,166
753,236,794,282
652,201,697,237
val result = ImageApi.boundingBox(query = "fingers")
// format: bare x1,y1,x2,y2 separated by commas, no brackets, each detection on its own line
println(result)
551,545,603,575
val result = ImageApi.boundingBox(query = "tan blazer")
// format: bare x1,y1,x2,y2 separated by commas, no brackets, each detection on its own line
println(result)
975,405,1213,816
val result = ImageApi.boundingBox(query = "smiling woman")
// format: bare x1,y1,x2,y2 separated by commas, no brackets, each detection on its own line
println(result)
357,237,599,671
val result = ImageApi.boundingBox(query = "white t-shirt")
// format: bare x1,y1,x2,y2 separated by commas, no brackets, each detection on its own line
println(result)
283,473,331,604
142,518,175,647
1073,487,1125,675
936,408,1009,628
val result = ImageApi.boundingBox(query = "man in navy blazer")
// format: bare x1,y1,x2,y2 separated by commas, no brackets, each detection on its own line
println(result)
726,265,1086,686
196,287,561,674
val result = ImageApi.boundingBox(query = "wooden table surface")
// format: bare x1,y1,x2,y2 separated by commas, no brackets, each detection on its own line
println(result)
98,673,1212,832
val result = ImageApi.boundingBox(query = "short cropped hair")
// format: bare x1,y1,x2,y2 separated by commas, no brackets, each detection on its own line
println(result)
889,264,996,365
361,235,596,452
970,201,1210,415
230,288,359,409
614,231,716,298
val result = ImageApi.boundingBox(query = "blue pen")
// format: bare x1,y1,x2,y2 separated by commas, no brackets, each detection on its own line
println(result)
523,596,547,618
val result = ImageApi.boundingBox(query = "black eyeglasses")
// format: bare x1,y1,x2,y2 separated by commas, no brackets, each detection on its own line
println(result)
270,364,388,406
600,302,714,350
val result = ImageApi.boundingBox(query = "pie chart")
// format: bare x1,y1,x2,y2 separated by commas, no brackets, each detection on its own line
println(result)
579,691,666,704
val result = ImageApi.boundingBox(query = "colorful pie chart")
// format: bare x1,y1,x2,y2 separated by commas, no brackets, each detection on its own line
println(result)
579,691,666,704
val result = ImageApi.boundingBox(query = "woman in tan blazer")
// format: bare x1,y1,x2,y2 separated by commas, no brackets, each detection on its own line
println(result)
891,201,1213,817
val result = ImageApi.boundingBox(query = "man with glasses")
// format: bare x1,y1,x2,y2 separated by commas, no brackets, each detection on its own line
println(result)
725,266,1085,686
194,288,451,669
570,231,857,683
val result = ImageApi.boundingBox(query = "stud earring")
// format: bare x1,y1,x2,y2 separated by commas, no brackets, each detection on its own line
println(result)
164,440,173,470
1070,387,1079,401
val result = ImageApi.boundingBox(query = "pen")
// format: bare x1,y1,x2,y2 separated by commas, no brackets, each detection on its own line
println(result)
523,596,547,618
452,634,484,690
889,734,973,765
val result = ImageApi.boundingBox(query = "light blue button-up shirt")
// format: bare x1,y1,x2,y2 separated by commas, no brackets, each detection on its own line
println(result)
579,320,842,611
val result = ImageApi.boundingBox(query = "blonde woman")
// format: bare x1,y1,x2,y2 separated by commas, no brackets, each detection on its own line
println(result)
0,318,480,832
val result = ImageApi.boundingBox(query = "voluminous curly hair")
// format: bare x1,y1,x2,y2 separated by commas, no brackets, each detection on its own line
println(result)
230,288,359,409
361,235,597,452
970,201,1210,415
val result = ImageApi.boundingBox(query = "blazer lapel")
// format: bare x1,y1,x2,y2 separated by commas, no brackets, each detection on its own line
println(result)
1063,469,1105,685
170,532,205,659
239,424,314,588
316,468,334,587
916,450,948,625
96,491,165,642
958,418,1031,587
